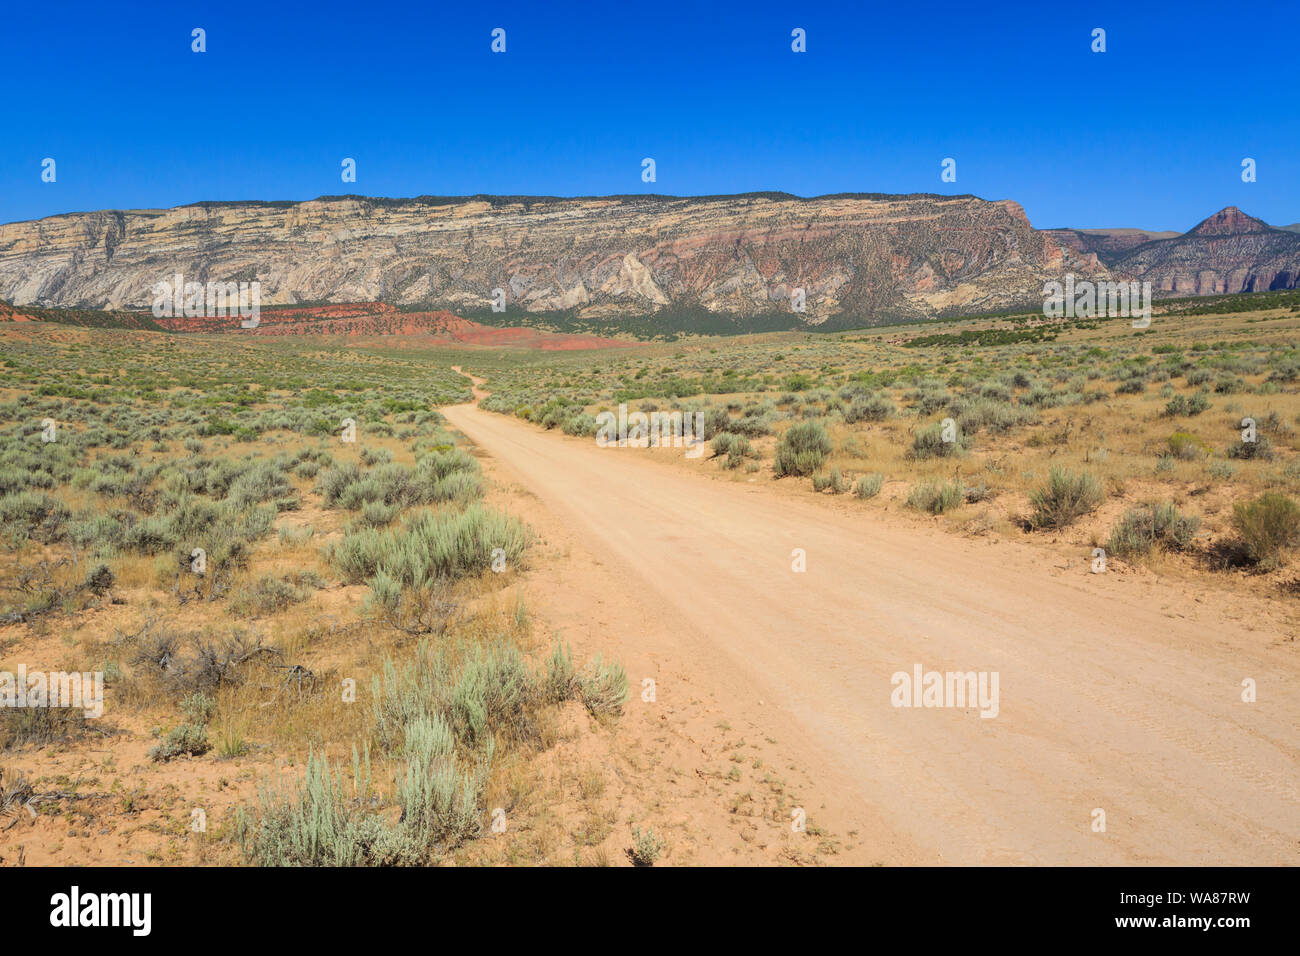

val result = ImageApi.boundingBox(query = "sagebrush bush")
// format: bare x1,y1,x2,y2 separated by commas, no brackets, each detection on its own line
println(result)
844,394,895,423
0,704,85,750
1165,392,1211,417
853,473,884,499
149,722,210,761
710,433,739,458
239,748,461,867
334,503,528,589
628,826,666,866
0,491,70,540
578,656,628,719
448,641,535,748
812,467,847,494
908,424,965,460
951,397,1036,434
1167,431,1206,461
1231,492,1300,568
907,480,964,514
774,422,831,477
1107,502,1201,558
1029,468,1104,530
1226,435,1275,461
538,643,577,706
230,574,310,617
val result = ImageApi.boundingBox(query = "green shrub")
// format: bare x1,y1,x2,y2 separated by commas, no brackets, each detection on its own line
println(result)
447,642,535,748
812,467,847,494
627,826,666,867
853,473,884,499
561,413,597,437
334,503,528,589
1226,435,1275,461
1028,468,1104,530
711,433,738,457
397,724,483,853
1165,393,1211,417
538,642,577,706
0,491,71,539
1231,492,1300,568
907,480,964,515
317,463,364,507
951,397,1036,434
238,749,455,867
774,422,832,477
908,424,965,460
728,414,772,437
1167,431,1207,461
0,704,85,750
230,574,310,617
149,723,211,762
1107,502,1201,558
844,394,895,423
180,692,216,724
578,656,628,719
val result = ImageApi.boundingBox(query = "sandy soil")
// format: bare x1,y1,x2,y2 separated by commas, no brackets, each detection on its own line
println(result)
443,378,1300,866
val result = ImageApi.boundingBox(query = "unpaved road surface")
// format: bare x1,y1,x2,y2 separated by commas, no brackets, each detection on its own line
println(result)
444,393,1299,865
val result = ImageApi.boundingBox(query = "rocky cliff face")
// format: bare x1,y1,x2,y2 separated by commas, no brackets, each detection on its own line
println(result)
0,192,1105,325
1111,207,1300,296
2,195,1292,328
1040,228,1180,266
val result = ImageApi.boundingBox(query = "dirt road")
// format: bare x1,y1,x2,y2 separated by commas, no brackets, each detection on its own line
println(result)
443,391,1299,865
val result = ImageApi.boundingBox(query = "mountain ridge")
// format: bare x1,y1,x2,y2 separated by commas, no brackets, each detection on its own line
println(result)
1,194,1296,328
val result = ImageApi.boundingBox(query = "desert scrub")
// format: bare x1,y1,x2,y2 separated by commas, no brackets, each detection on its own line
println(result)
907,479,964,515
627,826,666,866
333,503,528,589
318,451,482,511
1107,502,1201,558
1226,435,1275,461
0,491,71,541
843,394,895,423
149,722,211,762
369,636,622,755
949,396,1037,434
1028,468,1104,530
229,573,316,617
1164,392,1211,417
774,421,832,477
812,467,847,494
1167,431,1208,461
1230,492,1300,569
853,473,885,499
180,692,217,724
537,642,578,706
446,641,538,748
0,704,86,750
561,413,597,437
577,655,628,719
238,747,481,867
242,632,626,866
710,432,755,469
908,423,966,460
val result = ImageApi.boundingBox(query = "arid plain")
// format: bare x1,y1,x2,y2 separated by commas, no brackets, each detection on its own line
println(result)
2,289,1298,865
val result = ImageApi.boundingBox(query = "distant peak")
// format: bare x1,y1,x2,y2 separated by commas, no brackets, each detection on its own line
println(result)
1187,206,1272,237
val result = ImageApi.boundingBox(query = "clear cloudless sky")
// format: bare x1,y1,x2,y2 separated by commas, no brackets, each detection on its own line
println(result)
2,0,1296,231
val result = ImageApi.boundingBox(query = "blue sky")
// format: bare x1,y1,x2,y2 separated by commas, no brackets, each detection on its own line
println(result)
3,0,1296,231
